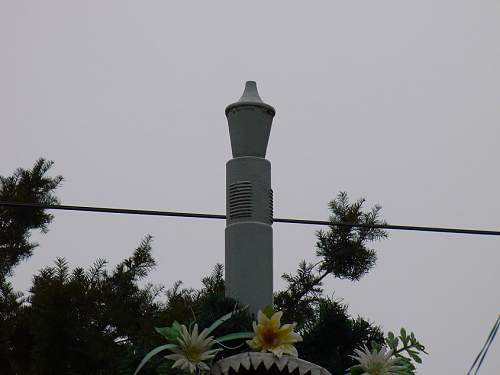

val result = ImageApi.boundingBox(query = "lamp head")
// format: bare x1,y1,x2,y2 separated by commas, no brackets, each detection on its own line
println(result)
225,81,275,158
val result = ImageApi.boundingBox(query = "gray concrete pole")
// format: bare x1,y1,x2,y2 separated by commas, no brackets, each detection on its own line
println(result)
225,81,275,314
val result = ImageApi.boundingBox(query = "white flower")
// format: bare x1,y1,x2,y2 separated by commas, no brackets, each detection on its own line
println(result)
350,345,403,375
165,324,220,373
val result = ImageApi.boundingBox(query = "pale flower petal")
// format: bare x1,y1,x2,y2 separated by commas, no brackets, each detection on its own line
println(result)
198,361,211,371
165,354,183,361
172,358,186,369
198,327,211,342
282,344,298,357
350,345,404,375
257,310,268,322
164,323,218,373
192,324,199,342
269,311,283,330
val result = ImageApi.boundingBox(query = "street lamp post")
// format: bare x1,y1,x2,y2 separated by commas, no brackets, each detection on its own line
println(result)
225,81,275,314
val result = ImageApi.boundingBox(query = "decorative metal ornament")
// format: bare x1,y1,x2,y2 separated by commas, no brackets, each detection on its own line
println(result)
211,353,332,375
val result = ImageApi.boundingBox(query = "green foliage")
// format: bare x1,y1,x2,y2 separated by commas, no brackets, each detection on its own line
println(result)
136,309,254,375
262,305,275,319
156,321,182,342
0,162,425,375
275,192,400,374
348,367,365,375
28,236,163,374
275,260,323,329
134,344,179,375
0,159,62,373
159,264,253,344
297,299,385,374
384,328,427,374
275,192,387,329
0,158,63,278
0,277,30,374
4,250,249,374
316,192,387,281
346,329,427,375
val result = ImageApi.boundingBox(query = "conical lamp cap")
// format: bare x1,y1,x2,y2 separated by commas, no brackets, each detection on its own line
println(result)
225,81,275,158
225,81,275,116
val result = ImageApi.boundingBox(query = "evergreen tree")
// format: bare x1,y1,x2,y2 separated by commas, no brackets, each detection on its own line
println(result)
28,237,160,374
0,158,63,278
275,192,388,371
0,160,418,374
0,159,62,374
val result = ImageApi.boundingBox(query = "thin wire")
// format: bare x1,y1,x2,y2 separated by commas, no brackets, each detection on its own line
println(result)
2,201,500,236
1,201,500,236
0,202,225,220
467,316,496,374
467,315,500,374
273,217,500,236
474,316,499,374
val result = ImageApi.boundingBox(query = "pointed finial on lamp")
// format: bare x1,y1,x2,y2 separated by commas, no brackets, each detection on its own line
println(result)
225,81,275,116
238,81,263,103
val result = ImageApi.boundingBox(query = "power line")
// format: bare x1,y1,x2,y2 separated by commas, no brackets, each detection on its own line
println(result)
0,201,225,220
1,201,500,236
474,317,499,374
274,217,500,236
467,315,500,374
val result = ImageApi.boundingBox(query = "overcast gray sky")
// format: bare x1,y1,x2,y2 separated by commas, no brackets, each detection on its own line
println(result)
1,1,499,373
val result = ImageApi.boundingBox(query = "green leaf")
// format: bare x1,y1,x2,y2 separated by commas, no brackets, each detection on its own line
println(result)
348,366,364,375
407,350,422,364
205,311,234,336
215,332,254,343
155,321,182,342
385,331,398,350
396,357,415,373
133,344,178,375
263,305,274,318
172,321,182,332
370,340,382,351
155,327,170,338
400,328,406,337
393,337,399,348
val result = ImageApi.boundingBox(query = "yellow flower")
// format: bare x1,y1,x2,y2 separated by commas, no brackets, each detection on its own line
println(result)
247,310,302,358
